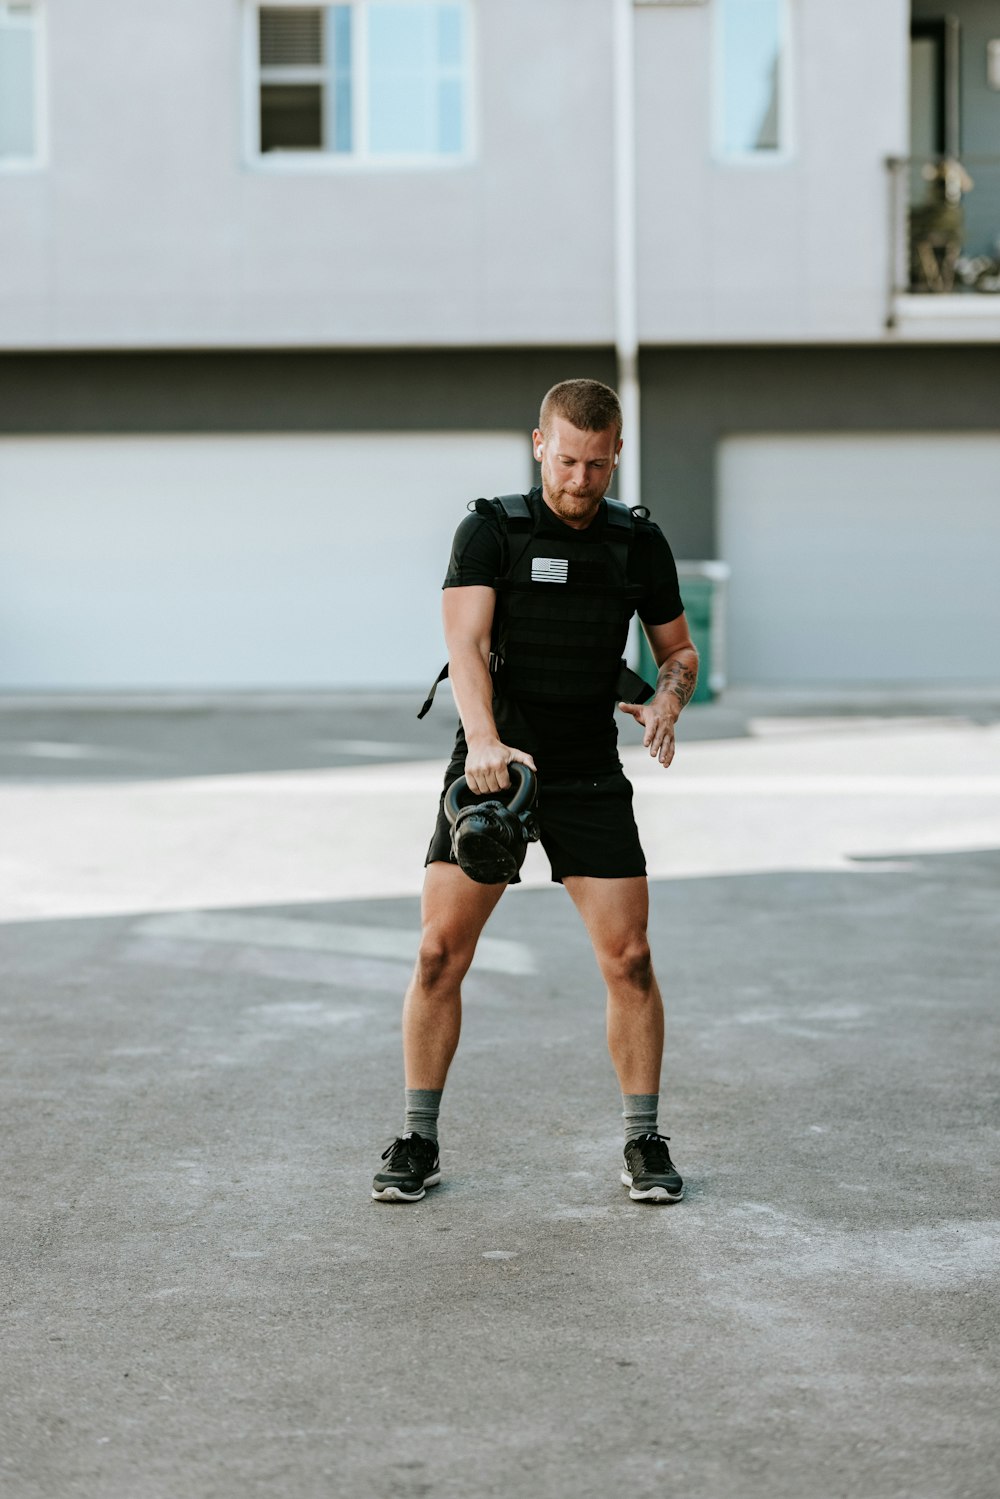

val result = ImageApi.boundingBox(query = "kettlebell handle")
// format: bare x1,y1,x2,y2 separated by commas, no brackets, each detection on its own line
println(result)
443,761,536,828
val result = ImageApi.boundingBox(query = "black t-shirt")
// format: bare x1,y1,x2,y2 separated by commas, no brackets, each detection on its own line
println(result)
442,489,684,777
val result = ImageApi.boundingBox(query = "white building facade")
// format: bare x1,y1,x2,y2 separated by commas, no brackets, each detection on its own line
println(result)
1,0,998,689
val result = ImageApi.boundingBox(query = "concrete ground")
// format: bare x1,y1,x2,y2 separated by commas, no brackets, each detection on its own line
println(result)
1,691,998,1499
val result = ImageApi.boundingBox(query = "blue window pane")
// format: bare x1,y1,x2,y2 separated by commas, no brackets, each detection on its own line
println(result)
368,5,432,72
330,5,352,152
437,77,462,154
721,0,782,153
370,72,434,153
0,23,36,158
437,6,463,68
367,3,465,155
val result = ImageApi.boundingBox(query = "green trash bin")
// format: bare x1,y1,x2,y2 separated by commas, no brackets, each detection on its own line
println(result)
636,562,729,704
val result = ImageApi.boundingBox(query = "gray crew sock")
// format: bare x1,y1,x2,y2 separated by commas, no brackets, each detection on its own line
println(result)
404,1088,442,1143
622,1093,659,1144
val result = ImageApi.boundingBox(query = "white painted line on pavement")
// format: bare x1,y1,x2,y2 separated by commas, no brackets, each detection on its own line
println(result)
0,740,137,761
132,911,536,976
315,739,429,757
120,936,411,995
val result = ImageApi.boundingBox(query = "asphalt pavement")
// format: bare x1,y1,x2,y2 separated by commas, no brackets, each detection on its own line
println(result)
1,691,998,1499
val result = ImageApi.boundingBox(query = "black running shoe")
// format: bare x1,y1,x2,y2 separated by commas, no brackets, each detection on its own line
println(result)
371,1133,441,1203
621,1133,684,1203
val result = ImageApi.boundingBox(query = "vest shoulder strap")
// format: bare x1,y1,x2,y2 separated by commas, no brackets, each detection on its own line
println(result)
601,499,637,587
487,494,535,588
604,498,634,533
495,492,532,523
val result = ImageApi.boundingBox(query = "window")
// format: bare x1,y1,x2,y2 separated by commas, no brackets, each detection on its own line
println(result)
250,1,471,164
715,0,790,160
0,1,42,165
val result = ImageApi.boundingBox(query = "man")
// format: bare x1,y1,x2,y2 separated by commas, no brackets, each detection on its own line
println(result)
372,379,698,1204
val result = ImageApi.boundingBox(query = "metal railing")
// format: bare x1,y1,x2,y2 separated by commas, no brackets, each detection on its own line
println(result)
886,155,1000,303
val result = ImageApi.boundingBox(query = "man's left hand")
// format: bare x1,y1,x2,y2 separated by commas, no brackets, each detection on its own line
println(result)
618,698,678,768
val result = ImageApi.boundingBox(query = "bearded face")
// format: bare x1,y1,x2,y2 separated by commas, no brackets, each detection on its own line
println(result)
533,416,622,529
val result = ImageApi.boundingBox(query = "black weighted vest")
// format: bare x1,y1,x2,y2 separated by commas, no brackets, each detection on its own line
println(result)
484,491,647,705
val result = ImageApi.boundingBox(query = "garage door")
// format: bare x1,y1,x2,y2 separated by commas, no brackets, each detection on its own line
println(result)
0,431,530,690
718,433,1000,685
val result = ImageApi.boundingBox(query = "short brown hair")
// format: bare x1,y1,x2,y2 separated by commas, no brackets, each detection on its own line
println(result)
539,379,622,440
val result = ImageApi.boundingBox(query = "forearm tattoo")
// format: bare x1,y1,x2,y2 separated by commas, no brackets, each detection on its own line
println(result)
656,654,698,710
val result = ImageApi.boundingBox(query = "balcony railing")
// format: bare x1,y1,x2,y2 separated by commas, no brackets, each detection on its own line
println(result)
887,155,1000,304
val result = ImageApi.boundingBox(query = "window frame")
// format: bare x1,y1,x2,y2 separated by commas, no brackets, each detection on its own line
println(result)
710,0,794,166
243,0,475,171
0,0,46,172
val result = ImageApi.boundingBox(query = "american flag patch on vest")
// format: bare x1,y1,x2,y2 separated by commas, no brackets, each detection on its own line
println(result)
530,557,569,583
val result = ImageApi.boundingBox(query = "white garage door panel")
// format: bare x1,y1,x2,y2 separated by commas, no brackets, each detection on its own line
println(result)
0,432,530,689
719,434,1000,684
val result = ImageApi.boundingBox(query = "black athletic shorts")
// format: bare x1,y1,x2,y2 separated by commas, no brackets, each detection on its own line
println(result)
425,763,647,885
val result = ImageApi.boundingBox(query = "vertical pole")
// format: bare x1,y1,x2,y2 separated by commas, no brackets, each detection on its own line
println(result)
613,0,641,512
943,16,961,159
886,156,903,327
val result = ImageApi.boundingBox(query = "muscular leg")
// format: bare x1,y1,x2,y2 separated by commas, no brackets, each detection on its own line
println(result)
562,875,663,1094
402,861,507,1090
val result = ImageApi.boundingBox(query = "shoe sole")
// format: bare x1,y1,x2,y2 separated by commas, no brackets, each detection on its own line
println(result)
371,1171,442,1203
621,1170,683,1203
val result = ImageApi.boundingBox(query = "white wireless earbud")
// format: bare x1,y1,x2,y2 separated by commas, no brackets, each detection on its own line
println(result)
613,456,619,467
535,448,543,460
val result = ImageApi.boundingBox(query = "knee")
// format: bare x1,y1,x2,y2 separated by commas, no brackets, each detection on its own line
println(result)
416,929,471,992
604,937,653,993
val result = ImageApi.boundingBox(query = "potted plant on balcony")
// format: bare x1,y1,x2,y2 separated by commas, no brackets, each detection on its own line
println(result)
909,158,974,293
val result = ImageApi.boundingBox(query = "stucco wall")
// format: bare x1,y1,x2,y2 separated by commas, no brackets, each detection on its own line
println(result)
634,0,909,342
0,0,912,349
